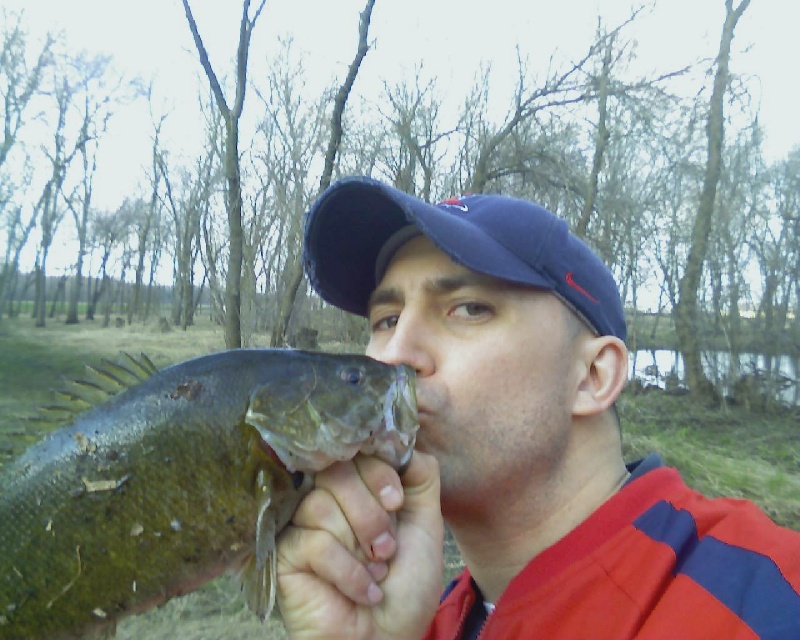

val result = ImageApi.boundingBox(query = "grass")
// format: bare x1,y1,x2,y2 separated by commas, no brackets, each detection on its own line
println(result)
619,392,800,530
1,314,798,638
0,315,291,639
0,315,233,461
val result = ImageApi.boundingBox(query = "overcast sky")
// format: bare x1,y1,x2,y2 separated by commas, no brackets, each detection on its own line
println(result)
4,0,797,204
2,0,797,282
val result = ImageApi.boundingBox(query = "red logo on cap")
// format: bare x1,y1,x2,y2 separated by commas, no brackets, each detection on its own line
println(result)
439,197,468,212
565,272,598,303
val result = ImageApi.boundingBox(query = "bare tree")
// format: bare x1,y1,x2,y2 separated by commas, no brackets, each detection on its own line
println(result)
577,30,613,239
33,73,84,327
269,0,376,348
380,71,451,199
181,0,267,348
752,149,800,352
86,208,128,320
0,11,54,171
0,12,54,320
128,109,167,324
62,53,118,325
0,198,37,319
674,0,752,399
158,149,214,331
575,9,689,238
244,39,328,343
465,48,591,194
192,94,227,328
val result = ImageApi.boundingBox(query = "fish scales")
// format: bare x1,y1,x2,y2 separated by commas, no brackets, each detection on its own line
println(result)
0,349,417,639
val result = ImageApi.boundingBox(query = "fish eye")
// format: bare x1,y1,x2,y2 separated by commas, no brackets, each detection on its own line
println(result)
339,366,365,385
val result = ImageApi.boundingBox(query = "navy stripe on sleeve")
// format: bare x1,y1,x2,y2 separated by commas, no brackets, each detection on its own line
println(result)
634,501,800,638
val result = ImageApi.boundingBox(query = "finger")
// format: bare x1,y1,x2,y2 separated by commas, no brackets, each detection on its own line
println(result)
312,458,400,562
353,454,405,512
292,483,362,557
388,451,443,573
398,450,440,507
278,525,383,607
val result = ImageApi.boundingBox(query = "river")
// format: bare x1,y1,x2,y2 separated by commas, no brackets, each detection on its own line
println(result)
629,350,800,406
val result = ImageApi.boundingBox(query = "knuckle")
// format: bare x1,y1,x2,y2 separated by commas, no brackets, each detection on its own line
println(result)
354,454,400,492
293,486,339,526
340,556,373,594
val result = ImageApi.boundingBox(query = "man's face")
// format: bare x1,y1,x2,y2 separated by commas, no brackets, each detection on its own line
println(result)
366,236,587,520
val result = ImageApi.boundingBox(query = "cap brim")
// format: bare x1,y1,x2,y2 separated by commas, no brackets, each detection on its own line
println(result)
304,176,558,317
304,177,432,316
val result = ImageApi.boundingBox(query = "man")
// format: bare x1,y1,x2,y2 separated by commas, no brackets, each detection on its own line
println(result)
275,176,800,639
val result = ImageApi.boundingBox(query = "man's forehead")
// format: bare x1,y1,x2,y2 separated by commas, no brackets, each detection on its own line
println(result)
386,234,446,265
379,236,493,286
368,258,534,312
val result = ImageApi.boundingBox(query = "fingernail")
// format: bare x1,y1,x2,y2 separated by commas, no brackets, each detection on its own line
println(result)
370,531,395,560
368,561,388,582
379,484,402,510
367,582,383,604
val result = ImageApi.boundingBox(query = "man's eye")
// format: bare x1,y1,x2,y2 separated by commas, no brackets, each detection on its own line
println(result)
371,314,399,331
449,302,491,318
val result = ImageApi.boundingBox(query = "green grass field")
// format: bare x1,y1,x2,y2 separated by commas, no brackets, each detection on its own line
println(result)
1,315,797,639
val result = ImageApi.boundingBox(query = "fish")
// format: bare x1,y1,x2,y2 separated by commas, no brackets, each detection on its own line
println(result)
0,348,417,639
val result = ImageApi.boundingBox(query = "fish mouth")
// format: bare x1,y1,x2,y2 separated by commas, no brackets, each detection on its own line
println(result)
244,365,419,474
357,364,418,471
383,365,418,470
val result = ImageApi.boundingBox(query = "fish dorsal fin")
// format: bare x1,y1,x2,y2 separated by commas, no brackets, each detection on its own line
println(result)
28,352,158,427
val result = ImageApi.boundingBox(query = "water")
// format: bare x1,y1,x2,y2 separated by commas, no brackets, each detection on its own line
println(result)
629,350,800,406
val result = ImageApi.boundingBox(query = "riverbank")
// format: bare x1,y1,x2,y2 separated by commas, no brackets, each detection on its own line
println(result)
1,315,797,639
2,315,797,526
628,310,800,356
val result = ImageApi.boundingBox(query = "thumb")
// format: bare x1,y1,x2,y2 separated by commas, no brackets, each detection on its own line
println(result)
399,450,441,521
373,450,443,636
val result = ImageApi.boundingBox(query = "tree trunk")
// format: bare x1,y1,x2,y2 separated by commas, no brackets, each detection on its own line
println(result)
181,0,267,348
48,275,67,318
673,0,751,399
223,120,243,346
85,275,95,320
576,33,613,239
35,251,48,328
269,0,376,347
31,262,41,321
65,264,83,324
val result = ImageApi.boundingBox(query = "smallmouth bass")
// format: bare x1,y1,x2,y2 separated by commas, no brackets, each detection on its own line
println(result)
0,349,417,639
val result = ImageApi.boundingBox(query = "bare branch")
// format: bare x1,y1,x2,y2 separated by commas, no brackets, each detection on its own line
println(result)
233,0,268,116
319,0,376,193
180,0,229,118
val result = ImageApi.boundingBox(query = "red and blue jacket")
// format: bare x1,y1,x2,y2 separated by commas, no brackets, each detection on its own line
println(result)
423,456,800,639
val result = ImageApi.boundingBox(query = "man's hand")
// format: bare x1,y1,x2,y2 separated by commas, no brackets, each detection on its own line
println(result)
276,451,443,640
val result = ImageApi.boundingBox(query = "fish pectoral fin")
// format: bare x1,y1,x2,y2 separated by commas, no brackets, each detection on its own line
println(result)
231,547,277,622
231,495,278,621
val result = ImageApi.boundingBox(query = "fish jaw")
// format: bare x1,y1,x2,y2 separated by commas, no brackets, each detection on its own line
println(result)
247,412,364,473
360,364,418,470
244,364,418,473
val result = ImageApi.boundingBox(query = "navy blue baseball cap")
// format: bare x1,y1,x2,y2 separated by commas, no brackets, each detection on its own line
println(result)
303,176,626,341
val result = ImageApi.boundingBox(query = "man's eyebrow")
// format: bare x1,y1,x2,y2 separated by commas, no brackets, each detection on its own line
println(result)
368,286,403,310
368,272,514,311
423,272,501,294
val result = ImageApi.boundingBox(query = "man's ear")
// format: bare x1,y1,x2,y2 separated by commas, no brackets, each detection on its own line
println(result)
573,336,628,417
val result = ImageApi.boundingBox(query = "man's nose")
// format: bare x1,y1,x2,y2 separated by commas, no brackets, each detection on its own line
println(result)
372,314,435,377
